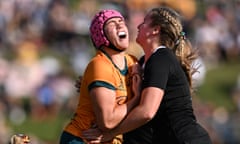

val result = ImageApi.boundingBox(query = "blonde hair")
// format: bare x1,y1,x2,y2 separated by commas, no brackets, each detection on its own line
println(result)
149,7,198,91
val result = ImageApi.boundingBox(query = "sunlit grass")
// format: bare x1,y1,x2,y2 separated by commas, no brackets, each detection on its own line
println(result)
196,60,240,111
8,114,68,143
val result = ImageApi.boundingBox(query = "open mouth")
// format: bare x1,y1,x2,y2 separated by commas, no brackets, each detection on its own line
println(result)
118,31,127,39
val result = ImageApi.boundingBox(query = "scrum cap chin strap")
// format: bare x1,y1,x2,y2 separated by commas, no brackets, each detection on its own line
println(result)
108,42,124,52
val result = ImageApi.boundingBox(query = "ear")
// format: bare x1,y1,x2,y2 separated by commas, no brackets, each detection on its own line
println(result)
152,26,160,35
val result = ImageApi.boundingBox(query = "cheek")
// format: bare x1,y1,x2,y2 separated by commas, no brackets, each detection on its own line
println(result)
136,34,141,44
104,29,114,41
137,31,144,40
136,30,148,45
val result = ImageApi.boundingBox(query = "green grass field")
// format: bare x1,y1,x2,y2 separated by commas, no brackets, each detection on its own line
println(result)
7,60,240,143
196,60,240,111
8,115,67,143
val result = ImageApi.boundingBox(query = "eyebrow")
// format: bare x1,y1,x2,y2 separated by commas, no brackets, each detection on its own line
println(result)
106,17,123,24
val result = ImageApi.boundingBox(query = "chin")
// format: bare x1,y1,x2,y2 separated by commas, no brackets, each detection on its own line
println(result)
136,40,140,45
123,44,129,49
136,37,139,43
118,43,129,50
120,47,128,51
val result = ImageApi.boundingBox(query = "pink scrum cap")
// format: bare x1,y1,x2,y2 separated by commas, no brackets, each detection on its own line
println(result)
90,9,124,49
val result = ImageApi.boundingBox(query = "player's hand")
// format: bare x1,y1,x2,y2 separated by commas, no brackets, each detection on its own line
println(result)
131,62,142,77
132,73,142,98
82,128,113,143
131,63,142,98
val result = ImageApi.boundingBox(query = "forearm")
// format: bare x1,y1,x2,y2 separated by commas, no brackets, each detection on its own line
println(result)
110,87,163,135
100,94,140,131
110,104,151,136
91,73,141,132
104,70,142,130
83,87,162,143
81,99,142,143
82,105,150,143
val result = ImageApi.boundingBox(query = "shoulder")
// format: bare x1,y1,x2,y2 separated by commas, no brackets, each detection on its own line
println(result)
125,53,138,61
89,53,111,68
153,49,175,61
83,55,115,86
85,55,112,76
147,49,176,68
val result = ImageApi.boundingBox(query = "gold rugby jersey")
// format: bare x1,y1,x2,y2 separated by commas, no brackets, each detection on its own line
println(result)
64,50,138,144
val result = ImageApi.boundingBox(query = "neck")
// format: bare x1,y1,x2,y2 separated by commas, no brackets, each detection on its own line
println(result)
101,46,126,70
142,43,160,64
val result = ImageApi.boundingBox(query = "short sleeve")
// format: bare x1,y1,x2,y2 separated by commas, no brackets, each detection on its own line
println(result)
143,51,170,90
85,58,116,90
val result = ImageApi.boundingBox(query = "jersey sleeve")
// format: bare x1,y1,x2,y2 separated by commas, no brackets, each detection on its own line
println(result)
85,59,116,91
143,52,170,90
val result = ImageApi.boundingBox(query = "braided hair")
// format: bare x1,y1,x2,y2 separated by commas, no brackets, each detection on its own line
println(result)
149,7,198,90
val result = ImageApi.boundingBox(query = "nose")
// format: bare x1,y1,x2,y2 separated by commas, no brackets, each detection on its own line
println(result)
137,22,143,30
116,22,124,29
137,24,140,30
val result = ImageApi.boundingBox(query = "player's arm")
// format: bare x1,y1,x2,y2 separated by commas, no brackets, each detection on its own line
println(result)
83,87,163,143
89,84,140,132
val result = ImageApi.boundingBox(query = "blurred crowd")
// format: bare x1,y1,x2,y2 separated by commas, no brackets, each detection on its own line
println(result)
0,0,240,143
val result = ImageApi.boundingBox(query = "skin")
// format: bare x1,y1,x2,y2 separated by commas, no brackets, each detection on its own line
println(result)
89,17,141,132
105,17,129,52
82,12,164,143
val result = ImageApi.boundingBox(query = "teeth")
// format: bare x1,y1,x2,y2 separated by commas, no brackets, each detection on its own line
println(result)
118,31,126,38
118,31,126,36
